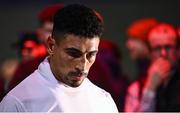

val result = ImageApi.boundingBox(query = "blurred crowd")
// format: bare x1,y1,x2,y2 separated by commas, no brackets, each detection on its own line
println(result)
0,3,180,112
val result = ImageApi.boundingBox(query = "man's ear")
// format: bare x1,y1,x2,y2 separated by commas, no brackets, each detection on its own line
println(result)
47,36,56,55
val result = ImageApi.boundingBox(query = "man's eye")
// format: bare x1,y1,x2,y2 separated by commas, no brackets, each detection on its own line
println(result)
165,46,175,52
87,52,97,58
153,47,161,52
67,51,82,58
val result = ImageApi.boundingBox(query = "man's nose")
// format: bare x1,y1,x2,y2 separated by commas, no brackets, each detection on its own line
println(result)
75,56,88,71
160,48,168,58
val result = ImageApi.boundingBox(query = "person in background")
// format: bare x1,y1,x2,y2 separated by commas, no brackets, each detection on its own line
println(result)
8,4,64,91
36,3,64,43
0,58,19,101
124,23,180,112
0,4,118,112
126,18,158,79
12,32,46,62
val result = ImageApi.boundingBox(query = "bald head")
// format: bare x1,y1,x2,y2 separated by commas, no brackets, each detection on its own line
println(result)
148,23,178,64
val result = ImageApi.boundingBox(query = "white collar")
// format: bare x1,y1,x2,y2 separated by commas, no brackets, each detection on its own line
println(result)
37,57,90,92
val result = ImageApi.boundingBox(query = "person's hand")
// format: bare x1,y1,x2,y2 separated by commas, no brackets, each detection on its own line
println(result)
144,57,172,91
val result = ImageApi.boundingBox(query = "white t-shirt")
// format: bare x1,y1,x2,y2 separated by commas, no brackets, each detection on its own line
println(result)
0,58,118,113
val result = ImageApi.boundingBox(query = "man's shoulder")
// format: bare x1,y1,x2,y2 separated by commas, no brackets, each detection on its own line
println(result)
86,79,118,112
86,79,111,97
7,70,42,99
0,94,26,112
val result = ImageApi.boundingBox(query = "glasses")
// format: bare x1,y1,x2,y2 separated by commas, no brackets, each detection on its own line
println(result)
151,45,176,54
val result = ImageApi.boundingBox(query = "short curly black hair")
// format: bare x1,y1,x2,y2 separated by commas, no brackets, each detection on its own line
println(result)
52,4,104,41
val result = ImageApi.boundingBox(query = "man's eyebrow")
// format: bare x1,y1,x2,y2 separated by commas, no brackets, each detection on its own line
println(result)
90,50,98,53
65,48,98,53
64,48,82,53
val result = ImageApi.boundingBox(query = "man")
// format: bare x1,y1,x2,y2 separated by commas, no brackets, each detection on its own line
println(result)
0,58,19,101
125,23,180,112
126,18,158,78
0,4,118,112
13,32,47,62
36,3,64,43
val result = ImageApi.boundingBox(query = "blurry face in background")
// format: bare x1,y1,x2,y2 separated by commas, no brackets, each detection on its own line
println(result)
126,38,149,60
21,40,47,62
37,21,53,43
48,34,100,87
21,40,37,61
148,34,177,64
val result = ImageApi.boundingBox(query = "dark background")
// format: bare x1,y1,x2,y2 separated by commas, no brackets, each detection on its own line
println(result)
0,0,179,80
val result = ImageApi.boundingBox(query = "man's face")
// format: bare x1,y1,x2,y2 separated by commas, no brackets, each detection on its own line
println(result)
21,40,37,61
126,38,149,60
48,34,100,87
148,34,177,64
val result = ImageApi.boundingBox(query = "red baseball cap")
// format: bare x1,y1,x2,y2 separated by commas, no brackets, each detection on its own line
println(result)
127,18,158,42
38,3,64,23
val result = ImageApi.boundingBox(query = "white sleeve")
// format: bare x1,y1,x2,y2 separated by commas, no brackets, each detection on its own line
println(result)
0,94,27,112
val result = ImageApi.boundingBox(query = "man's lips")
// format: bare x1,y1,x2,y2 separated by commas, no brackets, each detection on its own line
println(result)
70,75,84,81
